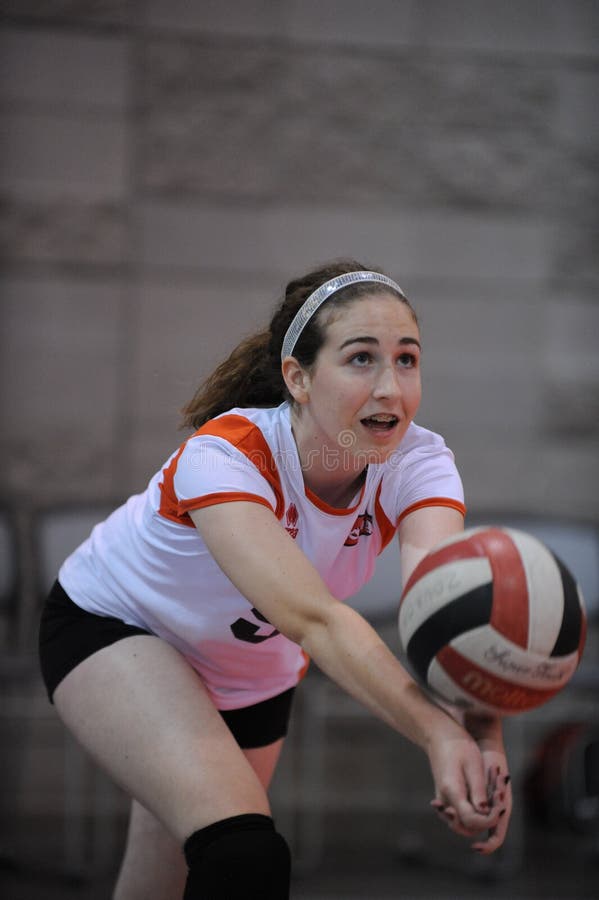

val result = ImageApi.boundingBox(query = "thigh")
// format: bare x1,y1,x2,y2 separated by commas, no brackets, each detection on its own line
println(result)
114,739,285,900
54,634,270,844
244,738,285,790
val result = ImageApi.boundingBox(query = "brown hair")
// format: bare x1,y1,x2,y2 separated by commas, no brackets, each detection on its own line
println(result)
180,259,416,430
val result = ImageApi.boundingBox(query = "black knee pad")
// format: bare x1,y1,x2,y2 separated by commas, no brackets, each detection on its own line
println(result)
183,813,290,899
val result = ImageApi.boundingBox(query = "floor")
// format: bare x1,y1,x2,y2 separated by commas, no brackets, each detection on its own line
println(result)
1,815,597,899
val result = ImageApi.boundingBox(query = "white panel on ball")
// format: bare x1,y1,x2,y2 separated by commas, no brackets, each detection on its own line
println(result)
503,528,566,653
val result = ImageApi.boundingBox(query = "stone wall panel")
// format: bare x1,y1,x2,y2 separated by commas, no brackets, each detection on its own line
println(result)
0,29,129,109
139,202,553,281
0,196,127,266
130,279,275,434
0,3,596,519
139,38,581,215
0,0,131,28
456,441,599,520
418,0,599,57
1,111,128,201
0,277,123,500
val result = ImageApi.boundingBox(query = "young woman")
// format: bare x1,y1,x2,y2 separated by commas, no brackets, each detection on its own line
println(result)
39,260,512,899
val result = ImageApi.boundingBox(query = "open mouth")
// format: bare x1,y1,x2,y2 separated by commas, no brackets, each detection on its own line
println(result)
360,414,399,431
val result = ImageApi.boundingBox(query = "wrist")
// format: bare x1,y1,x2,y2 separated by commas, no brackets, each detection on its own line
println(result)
464,712,504,747
413,690,468,753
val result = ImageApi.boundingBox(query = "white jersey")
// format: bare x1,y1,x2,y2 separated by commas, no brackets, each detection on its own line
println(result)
59,403,465,709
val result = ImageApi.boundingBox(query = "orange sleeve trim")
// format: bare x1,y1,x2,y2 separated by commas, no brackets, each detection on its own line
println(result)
178,492,276,514
374,482,396,553
397,497,466,526
298,650,310,681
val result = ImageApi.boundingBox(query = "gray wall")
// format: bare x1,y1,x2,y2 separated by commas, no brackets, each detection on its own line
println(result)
2,0,598,520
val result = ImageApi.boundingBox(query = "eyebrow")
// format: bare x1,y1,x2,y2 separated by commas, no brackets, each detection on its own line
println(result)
338,335,421,351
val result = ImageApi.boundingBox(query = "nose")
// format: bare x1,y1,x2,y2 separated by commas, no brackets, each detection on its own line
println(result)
372,363,402,400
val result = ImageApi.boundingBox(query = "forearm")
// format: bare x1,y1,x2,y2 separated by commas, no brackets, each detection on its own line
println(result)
301,600,459,752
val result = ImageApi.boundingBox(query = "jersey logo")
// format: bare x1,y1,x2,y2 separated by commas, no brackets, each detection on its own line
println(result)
344,511,373,547
285,503,299,539
230,607,280,644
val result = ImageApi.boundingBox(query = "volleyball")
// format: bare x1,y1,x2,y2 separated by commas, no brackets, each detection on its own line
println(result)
398,527,587,716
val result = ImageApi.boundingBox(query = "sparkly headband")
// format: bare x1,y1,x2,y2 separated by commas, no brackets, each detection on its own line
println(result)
280,270,404,360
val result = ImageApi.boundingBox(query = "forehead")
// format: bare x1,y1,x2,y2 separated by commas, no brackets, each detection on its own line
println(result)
319,292,418,343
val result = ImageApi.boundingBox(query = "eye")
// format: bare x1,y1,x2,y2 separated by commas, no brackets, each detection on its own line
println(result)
397,352,418,368
349,351,373,366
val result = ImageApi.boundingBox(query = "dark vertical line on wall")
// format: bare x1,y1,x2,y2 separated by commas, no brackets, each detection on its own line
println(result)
112,1,145,497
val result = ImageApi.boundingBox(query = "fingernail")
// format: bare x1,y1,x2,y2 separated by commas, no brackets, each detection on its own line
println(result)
445,809,456,819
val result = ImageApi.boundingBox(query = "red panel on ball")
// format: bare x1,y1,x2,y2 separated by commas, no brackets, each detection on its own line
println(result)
436,645,562,714
475,529,529,650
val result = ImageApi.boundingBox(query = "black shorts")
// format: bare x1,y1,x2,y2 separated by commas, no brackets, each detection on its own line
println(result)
39,581,295,749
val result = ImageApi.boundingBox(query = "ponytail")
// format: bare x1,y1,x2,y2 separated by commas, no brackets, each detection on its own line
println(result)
180,329,285,430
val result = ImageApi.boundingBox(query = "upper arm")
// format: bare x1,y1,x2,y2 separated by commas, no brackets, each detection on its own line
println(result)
189,501,336,644
398,505,465,589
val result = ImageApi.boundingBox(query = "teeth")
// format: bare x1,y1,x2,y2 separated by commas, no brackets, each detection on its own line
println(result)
367,415,396,422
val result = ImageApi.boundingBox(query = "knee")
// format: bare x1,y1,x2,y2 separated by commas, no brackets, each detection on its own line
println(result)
183,813,290,899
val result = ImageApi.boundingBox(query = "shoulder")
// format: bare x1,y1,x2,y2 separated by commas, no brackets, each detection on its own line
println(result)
176,404,292,516
387,422,455,469
374,421,464,523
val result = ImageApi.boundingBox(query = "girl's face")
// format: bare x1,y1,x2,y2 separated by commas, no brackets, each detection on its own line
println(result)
293,293,422,467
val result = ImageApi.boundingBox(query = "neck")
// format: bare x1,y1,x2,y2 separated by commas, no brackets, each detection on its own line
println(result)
290,407,367,508
308,469,367,508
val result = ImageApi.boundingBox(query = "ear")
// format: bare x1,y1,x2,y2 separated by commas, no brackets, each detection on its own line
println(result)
281,356,311,404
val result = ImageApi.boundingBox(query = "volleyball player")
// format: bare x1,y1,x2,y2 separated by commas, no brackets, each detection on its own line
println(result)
39,260,512,899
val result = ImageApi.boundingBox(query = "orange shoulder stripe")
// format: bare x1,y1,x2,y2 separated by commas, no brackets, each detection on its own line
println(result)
158,444,196,526
191,415,285,519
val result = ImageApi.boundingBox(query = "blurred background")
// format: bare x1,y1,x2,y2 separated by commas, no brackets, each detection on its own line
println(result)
1,1,598,897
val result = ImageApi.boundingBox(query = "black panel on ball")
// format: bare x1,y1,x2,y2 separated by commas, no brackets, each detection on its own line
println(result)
406,582,494,683
550,553,584,657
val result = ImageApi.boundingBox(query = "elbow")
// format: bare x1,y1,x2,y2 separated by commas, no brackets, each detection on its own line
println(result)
296,599,342,657
288,612,327,651
260,589,340,649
